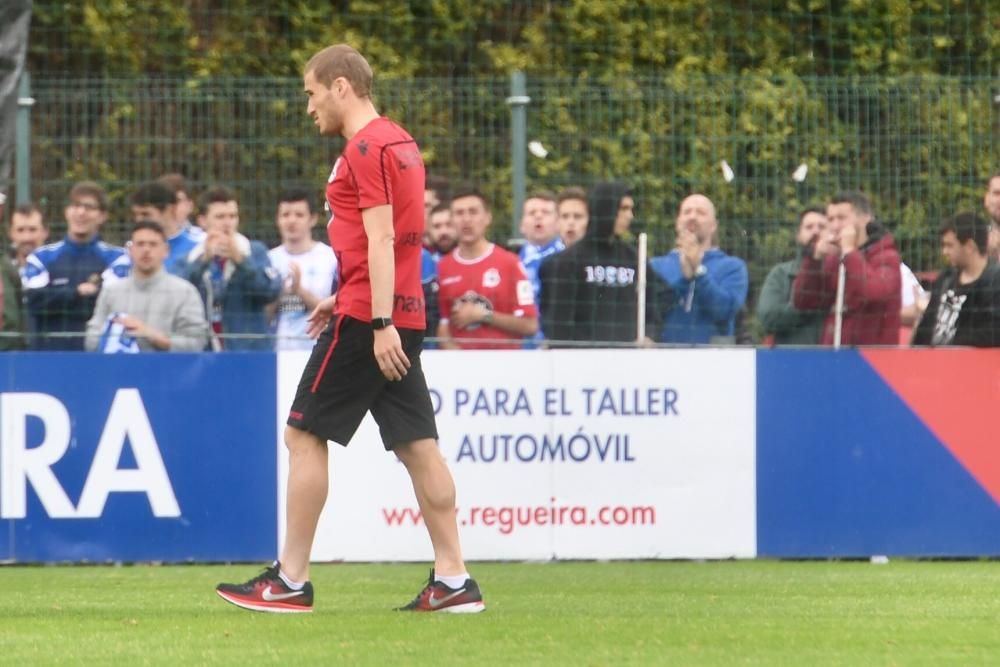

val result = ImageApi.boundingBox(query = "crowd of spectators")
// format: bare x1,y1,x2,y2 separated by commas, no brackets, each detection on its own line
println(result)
1,171,998,352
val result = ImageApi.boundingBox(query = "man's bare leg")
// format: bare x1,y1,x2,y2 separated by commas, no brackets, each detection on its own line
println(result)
394,438,466,575
278,425,329,582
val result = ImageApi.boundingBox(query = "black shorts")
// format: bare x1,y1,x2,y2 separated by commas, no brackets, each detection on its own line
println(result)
286,315,438,449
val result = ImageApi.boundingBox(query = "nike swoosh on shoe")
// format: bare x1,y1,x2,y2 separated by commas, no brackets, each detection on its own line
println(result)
261,586,305,602
428,589,466,608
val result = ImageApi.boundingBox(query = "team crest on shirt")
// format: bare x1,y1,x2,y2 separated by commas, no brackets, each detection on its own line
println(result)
483,268,501,288
328,157,342,183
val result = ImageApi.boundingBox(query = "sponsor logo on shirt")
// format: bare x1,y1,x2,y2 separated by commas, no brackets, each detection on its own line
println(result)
393,293,425,314
516,279,535,306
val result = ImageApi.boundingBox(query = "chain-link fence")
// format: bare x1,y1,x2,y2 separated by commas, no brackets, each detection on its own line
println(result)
8,1,1000,349
24,74,999,269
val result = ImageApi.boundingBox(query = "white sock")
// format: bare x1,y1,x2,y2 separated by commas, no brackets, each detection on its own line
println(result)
279,570,305,590
435,572,469,589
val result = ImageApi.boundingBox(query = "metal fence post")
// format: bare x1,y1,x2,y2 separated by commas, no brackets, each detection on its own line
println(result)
506,70,529,240
16,71,33,205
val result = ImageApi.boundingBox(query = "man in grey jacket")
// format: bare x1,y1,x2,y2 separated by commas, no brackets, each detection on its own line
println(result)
86,221,209,352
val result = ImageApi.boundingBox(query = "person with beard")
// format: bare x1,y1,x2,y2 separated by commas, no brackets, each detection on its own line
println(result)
792,191,901,345
912,212,1000,347
0,202,40,349
425,202,456,259
420,203,454,346
538,182,666,345
423,174,450,242
8,202,48,270
756,207,829,345
651,194,749,344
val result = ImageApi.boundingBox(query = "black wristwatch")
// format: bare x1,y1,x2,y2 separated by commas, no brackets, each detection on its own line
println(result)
371,317,393,330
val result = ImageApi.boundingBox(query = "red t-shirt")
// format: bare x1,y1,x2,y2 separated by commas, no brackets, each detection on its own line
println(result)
437,244,537,349
325,117,426,330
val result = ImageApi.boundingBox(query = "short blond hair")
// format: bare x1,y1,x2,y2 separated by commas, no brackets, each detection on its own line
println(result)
305,44,373,98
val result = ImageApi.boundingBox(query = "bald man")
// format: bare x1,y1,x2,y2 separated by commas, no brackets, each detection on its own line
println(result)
650,193,748,343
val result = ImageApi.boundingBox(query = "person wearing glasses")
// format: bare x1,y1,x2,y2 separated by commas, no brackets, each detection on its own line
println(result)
22,181,125,350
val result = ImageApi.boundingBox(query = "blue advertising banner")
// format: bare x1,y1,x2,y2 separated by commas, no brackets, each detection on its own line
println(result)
4,348,998,563
757,349,1000,558
0,353,277,562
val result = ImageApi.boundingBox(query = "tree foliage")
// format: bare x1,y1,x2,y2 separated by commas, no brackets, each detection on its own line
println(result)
30,0,1000,78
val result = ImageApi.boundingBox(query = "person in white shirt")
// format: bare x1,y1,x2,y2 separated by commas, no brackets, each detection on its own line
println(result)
899,262,928,325
267,188,338,350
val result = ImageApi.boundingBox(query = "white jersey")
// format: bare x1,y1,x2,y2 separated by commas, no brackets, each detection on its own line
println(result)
268,242,338,351
900,262,926,307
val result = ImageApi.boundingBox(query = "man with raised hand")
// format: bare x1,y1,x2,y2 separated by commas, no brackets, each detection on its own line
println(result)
651,193,748,344
792,191,901,345
175,186,281,351
756,207,828,345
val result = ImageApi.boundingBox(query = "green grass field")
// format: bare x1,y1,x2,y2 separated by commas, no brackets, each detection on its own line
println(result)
2,561,999,665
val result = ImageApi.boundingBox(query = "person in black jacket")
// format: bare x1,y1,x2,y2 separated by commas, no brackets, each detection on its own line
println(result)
912,212,1000,347
538,182,668,346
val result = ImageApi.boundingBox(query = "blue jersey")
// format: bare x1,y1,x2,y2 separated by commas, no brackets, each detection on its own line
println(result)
421,247,440,348
22,236,126,350
421,247,438,285
519,237,565,347
519,237,566,303
167,224,204,274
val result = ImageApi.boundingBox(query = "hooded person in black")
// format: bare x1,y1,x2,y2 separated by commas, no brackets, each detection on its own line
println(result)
538,182,668,345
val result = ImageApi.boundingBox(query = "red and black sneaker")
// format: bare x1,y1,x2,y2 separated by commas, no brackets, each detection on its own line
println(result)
396,569,486,614
216,562,313,614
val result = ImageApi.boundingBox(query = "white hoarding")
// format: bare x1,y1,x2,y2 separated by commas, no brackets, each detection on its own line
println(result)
277,349,756,561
